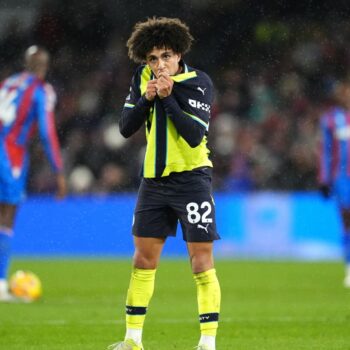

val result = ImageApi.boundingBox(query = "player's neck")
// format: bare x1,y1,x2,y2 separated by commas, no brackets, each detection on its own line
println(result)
175,65,183,75
26,69,45,80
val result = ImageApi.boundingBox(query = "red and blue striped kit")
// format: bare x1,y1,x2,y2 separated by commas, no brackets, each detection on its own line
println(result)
319,107,350,184
0,72,62,177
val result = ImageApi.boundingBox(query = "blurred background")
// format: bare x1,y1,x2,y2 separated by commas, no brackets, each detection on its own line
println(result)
1,0,349,258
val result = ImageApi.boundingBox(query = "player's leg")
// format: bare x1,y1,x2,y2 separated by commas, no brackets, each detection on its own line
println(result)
123,236,165,347
0,203,17,300
109,237,165,350
187,241,221,350
340,208,350,287
172,169,221,349
108,179,174,349
0,164,27,301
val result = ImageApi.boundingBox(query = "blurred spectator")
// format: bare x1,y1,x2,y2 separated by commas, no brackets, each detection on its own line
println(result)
68,166,95,194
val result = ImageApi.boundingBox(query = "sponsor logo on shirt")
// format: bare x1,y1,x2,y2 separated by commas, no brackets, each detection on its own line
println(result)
188,98,210,112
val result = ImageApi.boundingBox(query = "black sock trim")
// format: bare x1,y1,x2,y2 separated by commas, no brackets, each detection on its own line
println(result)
199,312,219,323
126,305,147,315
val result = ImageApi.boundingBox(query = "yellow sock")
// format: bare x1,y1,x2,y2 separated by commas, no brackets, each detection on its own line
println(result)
125,267,156,330
194,268,221,336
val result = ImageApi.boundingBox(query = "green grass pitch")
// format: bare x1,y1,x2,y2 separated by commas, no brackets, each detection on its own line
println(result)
0,259,349,349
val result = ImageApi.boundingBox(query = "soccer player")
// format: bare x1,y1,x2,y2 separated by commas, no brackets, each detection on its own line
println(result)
0,46,66,302
109,18,221,350
319,79,350,288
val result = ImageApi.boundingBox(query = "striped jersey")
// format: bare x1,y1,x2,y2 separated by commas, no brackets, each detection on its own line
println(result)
0,72,63,178
319,107,350,184
121,63,213,178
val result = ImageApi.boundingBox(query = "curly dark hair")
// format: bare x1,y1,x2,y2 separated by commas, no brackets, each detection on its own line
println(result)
126,17,194,63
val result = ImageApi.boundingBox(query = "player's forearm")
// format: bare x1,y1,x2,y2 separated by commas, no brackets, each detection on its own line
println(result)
119,95,153,138
38,113,63,172
41,141,63,173
40,134,63,172
161,95,205,148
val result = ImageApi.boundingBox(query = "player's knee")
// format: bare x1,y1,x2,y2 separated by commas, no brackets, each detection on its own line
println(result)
133,253,158,269
190,254,214,274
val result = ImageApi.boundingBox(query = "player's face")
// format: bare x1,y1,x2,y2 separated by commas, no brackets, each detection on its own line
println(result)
146,47,181,77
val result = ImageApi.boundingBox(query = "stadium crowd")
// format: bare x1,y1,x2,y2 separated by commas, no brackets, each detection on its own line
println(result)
1,1,349,194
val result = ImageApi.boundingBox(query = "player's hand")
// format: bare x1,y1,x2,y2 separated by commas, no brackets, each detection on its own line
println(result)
319,184,331,199
55,173,67,200
145,79,158,101
156,72,173,99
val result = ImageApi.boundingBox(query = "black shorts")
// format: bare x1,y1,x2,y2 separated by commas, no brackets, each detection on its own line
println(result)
132,167,220,242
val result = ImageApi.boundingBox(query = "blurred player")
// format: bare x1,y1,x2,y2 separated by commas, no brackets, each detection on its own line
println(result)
109,18,221,350
319,79,350,288
0,45,67,302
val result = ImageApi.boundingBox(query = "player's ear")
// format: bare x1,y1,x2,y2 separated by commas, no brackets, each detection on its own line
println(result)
177,54,181,63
